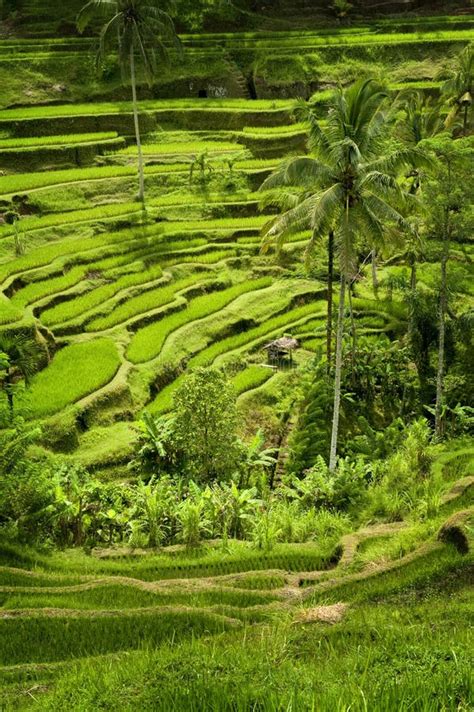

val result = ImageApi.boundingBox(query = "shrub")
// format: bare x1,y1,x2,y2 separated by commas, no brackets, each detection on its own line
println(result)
177,496,211,548
250,508,280,551
282,455,369,513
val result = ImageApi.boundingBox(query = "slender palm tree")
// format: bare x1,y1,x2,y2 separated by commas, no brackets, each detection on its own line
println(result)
440,43,473,135
0,332,41,419
425,138,472,439
393,90,441,312
260,79,417,472
77,0,180,205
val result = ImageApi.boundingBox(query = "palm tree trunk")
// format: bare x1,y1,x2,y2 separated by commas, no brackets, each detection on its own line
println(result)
347,284,357,379
130,45,145,205
410,253,417,293
408,252,417,348
371,249,379,297
326,230,334,372
5,368,14,421
435,232,449,439
329,275,346,473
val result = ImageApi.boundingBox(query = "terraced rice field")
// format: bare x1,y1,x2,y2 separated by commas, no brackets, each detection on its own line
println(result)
0,11,472,470
0,448,472,708
0,84,471,470
0,9,473,708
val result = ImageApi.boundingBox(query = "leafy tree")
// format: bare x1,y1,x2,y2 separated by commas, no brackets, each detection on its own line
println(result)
285,358,333,474
261,79,418,471
173,367,240,482
282,455,369,513
394,90,443,195
4,209,24,256
189,150,213,188
77,0,180,204
201,480,259,539
393,90,441,319
0,331,42,420
332,0,353,22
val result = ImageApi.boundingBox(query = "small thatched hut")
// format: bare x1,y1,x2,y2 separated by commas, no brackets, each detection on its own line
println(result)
263,336,299,365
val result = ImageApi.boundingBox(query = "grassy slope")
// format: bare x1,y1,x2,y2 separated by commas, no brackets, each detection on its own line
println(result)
0,460,471,709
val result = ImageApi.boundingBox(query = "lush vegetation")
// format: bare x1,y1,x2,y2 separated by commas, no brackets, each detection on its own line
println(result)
0,3,472,709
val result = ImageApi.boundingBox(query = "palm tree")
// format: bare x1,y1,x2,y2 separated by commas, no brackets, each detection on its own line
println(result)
394,90,443,195
425,137,472,439
260,79,416,472
393,90,441,325
440,43,473,135
77,0,180,205
0,332,41,419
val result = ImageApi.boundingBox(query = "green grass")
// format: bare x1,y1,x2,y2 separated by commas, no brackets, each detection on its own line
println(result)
127,278,272,364
0,293,23,325
242,122,307,135
0,609,238,665
0,585,277,612
231,365,274,395
11,266,89,308
7,543,471,711
23,338,121,419
0,99,294,122
0,540,336,580
0,160,275,198
184,28,474,51
122,141,241,155
191,302,323,368
0,227,138,284
39,264,172,328
0,202,143,241
0,131,119,149
148,293,322,413
0,98,294,120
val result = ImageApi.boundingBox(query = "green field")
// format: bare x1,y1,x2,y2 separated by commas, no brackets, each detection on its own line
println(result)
0,2,472,709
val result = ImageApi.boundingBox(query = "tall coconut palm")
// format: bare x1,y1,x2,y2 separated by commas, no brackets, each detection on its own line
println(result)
440,43,473,135
423,137,472,439
394,90,441,316
77,0,180,205
260,79,418,472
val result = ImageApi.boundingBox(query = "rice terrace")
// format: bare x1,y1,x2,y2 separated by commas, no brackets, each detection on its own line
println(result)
0,0,473,709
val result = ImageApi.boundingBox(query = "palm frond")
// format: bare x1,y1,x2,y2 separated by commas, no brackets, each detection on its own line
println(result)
260,156,333,192
363,192,413,234
76,0,115,33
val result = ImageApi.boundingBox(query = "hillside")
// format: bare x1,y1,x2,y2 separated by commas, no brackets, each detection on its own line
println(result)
0,2,473,709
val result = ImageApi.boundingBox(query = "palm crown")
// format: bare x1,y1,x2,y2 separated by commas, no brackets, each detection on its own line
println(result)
77,0,180,204
77,0,179,84
261,79,415,279
441,43,473,131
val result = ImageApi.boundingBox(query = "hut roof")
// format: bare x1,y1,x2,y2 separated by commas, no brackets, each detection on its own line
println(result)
263,336,299,351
